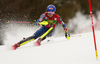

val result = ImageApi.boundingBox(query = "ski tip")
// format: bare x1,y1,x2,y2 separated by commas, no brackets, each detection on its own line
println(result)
12,45,16,50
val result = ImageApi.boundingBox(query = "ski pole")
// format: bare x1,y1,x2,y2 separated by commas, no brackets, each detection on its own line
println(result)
88,0,98,59
8,21,31,24
70,34,81,37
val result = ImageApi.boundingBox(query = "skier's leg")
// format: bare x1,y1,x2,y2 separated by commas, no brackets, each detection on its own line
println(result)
19,26,48,46
12,35,35,50
41,28,55,41
40,27,54,39
46,28,55,37
13,26,48,50
19,36,35,46
33,26,48,39
36,27,54,46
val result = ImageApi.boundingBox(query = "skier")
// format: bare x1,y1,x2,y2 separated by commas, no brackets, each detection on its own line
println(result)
12,4,70,50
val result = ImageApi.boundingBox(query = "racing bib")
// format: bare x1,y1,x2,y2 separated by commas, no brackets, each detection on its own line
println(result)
44,19,57,25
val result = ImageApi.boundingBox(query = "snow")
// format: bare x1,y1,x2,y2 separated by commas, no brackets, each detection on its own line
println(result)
1,11,100,64
0,31,100,64
67,11,97,33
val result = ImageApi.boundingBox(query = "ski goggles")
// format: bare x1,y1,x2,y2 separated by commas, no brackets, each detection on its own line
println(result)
47,11,55,15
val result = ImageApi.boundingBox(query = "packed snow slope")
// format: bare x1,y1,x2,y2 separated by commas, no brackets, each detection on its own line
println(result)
0,31,100,64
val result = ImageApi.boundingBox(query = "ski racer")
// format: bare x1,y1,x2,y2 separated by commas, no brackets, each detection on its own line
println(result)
12,4,70,50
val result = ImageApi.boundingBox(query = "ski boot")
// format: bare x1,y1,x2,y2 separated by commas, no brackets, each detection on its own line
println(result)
12,42,20,50
35,38,41,46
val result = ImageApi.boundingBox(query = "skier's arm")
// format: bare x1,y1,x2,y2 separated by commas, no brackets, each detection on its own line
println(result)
36,14,45,26
58,17,67,30
58,17,70,39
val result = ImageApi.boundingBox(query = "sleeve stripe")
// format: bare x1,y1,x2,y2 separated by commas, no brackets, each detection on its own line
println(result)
59,17,66,28
36,14,45,25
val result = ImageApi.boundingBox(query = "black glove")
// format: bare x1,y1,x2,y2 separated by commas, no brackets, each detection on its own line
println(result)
65,31,70,39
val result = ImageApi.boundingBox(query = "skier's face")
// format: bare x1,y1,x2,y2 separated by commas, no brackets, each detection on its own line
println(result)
47,11,55,15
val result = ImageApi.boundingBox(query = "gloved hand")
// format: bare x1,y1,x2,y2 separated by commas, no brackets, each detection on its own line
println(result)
64,28,70,39
38,21,48,26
